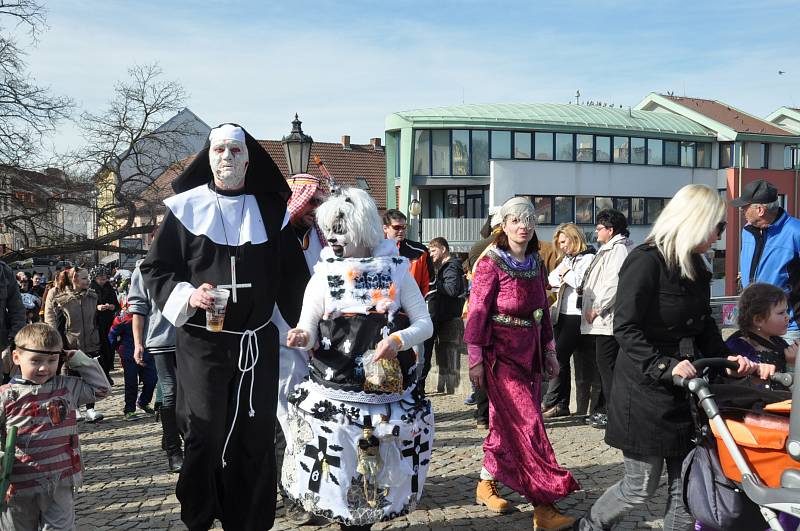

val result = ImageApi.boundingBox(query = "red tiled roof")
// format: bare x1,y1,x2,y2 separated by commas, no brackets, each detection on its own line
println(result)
143,140,386,209
664,95,793,136
259,140,386,208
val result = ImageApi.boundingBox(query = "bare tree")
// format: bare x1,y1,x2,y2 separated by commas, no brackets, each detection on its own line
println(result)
0,0,72,166
0,63,204,264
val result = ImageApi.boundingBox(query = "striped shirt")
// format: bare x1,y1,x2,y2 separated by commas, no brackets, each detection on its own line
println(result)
1,357,107,496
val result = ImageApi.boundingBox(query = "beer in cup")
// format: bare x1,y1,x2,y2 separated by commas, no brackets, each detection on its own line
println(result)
205,288,230,332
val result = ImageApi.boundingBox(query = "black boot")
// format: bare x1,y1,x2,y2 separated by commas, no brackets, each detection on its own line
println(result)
160,406,183,472
168,452,184,473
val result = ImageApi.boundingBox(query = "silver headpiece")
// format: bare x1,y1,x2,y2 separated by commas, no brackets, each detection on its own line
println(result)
499,196,536,229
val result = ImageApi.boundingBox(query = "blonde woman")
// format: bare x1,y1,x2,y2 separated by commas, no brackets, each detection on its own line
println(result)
542,223,596,419
576,184,759,531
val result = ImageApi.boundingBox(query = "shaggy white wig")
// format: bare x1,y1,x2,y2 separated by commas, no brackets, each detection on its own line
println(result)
316,187,384,252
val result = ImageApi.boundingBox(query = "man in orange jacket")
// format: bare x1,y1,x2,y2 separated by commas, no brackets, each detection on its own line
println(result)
383,209,433,296
383,209,434,395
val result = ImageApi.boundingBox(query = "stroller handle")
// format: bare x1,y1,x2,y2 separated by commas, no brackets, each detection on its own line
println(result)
672,358,738,388
770,372,793,388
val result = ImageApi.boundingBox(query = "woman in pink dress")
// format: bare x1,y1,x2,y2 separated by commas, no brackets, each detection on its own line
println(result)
465,197,580,531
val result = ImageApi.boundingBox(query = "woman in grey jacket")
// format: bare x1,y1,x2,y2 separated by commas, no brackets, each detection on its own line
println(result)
45,267,105,422
579,209,634,428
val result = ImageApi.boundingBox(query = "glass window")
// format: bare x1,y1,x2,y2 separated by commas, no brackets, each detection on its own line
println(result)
595,197,613,217
452,130,470,176
514,132,531,159
491,130,511,159
631,198,645,224
555,133,574,161
431,130,450,175
696,142,711,168
785,145,797,170
784,146,794,169
575,196,594,224
465,188,485,218
595,136,611,162
720,142,741,168
631,137,646,164
471,130,489,175
446,189,464,218
613,137,629,163
760,143,769,169
646,198,664,224
534,132,554,160
664,141,679,166
534,196,553,225
647,139,663,165
576,134,593,162
554,196,573,224
613,198,630,220
680,142,695,167
413,130,430,176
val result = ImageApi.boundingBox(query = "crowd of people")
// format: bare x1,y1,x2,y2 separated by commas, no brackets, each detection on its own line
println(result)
0,119,796,531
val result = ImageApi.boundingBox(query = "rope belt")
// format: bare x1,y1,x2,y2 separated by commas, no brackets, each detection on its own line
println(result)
186,319,271,468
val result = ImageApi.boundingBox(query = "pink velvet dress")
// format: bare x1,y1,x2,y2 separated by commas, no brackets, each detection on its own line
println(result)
464,249,580,505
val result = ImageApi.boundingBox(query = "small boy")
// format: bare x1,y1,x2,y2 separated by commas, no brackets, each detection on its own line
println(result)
0,322,108,530
108,307,157,420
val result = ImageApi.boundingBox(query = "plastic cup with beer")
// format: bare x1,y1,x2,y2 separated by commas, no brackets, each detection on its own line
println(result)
205,288,230,332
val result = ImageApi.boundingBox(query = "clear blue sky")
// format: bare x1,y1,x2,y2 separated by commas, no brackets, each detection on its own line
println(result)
16,0,800,155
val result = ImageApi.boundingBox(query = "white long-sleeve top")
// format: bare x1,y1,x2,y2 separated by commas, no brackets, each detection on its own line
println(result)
295,242,433,351
548,252,594,316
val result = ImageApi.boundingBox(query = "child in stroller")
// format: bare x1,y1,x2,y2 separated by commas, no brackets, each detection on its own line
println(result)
724,283,797,389
681,341,799,531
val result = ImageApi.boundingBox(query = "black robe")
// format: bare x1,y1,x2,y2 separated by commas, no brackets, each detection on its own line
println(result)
140,184,307,531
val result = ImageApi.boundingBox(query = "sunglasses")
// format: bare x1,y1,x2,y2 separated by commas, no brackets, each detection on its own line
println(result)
716,221,727,237
389,224,407,231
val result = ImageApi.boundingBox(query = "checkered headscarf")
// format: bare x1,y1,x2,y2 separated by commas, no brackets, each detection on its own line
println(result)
287,174,327,248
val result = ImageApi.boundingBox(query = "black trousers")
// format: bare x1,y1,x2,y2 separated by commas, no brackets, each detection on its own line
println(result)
543,314,583,410
474,384,490,422
593,334,620,414
175,324,279,531
420,335,436,393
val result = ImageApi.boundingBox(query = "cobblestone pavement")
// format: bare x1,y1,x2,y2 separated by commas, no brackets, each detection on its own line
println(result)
75,369,669,530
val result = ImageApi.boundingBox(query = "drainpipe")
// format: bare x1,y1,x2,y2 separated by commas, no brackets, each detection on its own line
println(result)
795,144,799,216
736,141,743,294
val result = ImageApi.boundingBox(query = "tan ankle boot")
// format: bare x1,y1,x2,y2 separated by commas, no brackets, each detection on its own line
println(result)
475,479,511,513
533,504,575,531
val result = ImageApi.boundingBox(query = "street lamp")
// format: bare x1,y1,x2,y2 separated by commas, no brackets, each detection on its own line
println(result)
408,198,422,242
281,113,314,176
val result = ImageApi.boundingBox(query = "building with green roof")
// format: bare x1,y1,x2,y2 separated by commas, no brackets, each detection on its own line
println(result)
384,95,800,295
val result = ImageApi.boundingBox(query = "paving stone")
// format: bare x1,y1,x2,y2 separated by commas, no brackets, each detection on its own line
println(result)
73,368,669,529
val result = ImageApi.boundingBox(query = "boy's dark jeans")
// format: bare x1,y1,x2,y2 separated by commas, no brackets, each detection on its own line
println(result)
120,350,157,413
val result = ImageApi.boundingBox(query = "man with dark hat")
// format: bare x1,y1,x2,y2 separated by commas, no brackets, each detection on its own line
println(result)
732,178,800,337
140,124,308,531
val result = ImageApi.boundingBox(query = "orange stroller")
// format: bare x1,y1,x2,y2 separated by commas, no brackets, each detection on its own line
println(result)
677,358,800,531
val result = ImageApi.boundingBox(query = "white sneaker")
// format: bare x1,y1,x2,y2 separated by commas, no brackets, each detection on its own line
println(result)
75,409,83,422
85,408,104,423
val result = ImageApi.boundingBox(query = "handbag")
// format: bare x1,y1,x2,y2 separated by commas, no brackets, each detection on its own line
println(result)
681,437,764,530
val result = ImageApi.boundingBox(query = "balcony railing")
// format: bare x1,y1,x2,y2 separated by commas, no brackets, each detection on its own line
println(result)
408,218,485,252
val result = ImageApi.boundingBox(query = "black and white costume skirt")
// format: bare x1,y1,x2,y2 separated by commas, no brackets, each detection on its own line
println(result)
281,381,434,526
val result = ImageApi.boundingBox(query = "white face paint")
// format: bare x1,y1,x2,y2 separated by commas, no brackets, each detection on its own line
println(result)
209,139,249,190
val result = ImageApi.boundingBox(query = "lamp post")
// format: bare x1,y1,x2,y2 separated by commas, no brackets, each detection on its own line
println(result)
408,198,422,242
281,113,314,176
91,190,99,265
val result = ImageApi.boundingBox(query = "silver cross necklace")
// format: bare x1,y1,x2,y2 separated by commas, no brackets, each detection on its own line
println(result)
214,190,252,303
